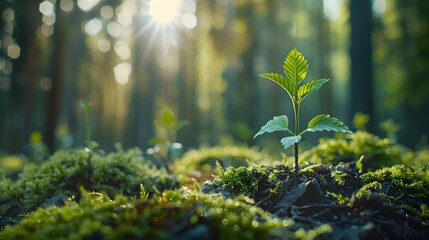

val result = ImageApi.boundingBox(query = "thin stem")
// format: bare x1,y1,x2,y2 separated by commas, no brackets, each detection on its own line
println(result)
294,102,300,135
293,102,300,186
294,142,299,185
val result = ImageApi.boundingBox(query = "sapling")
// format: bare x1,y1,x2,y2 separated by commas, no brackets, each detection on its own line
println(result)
80,100,99,150
254,49,352,185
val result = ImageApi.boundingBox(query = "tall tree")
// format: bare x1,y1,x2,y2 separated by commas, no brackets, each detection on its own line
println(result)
45,3,66,151
349,0,374,131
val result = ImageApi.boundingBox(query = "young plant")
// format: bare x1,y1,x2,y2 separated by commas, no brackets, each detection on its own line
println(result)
80,100,99,150
147,106,187,171
254,49,352,184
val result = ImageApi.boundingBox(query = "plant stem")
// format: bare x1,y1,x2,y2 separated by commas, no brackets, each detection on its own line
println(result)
294,142,299,185
293,102,300,186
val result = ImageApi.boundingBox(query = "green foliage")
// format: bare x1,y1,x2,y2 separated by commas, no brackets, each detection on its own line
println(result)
260,73,297,100
148,106,187,169
304,114,352,134
174,145,275,182
326,192,350,205
254,48,351,180
79,100,99,150
0,148,179,227
300,130,408,170
359,165,429,209
331,170,348,185
297,79,329,102
379,119,400,139
353,112,370,131
0,189,301,240
254,115,293,137
283,49,309,85
215,166,263,196
281,136,302,150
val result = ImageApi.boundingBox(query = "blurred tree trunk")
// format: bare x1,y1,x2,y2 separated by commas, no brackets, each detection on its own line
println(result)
24,2,39,141
349,0,374,131
45,6,65,151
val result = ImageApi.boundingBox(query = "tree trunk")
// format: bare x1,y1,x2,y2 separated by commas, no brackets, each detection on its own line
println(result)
45,5,65,152
349,0,374,131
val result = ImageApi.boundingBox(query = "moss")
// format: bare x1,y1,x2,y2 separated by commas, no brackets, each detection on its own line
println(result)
326,192,350,205
355,165,429,217
215,166,265,197
360,165,429,200
0,148,180,228
331,171,348,186
300,131,407,171
0,188,327,240
174,145,275,182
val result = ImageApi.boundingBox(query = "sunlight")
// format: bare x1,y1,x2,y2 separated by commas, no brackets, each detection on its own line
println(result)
149,0,183,23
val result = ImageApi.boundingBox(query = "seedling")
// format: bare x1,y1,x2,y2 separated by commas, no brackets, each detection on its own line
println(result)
147,106,187,171
80,100,99,150
254,49,352,184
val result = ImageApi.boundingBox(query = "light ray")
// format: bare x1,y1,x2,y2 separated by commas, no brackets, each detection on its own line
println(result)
133,0,202,71
149,0,183,23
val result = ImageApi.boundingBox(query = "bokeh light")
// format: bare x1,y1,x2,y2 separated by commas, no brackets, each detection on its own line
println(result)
39,1,55,16
84,18,103,36
100,5,114,20
77,0,100,12
7,44,21,59
149,0,183,23
60,0,74,12
323,0,342,22
114,62,132,85
372,0,386,17
98,39,111,53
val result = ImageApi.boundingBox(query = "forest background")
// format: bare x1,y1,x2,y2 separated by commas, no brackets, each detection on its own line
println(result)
1,0,428,158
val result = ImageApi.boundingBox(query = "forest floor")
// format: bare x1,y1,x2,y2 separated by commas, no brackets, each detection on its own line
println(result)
1,136,429,239
202,162,429,239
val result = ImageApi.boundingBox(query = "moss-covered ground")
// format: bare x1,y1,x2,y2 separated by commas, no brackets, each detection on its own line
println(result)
0,131,428,239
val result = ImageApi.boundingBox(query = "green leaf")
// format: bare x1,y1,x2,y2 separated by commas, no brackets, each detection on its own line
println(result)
304,114,352,134
260,73,296,100
254,115,293,138
298,79,329,102
280,136,301,150
283,49,309,84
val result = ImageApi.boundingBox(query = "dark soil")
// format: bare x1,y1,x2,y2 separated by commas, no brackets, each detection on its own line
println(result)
202,162,429,239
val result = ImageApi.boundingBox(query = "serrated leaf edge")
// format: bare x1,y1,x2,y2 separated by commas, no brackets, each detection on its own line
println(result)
260,73,297,101
298,79,330,103
254,115,293,138
283,49,309,85
301,114,352,135
280,135,301,150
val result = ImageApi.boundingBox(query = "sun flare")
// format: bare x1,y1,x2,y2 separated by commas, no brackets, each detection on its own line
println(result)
149,0,183,23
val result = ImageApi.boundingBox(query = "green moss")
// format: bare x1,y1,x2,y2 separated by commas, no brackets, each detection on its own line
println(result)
360,181,382,191
216,166,264,197
326,192,350,205
356,165,429,217
174,145,275,182
300,131,408,171
0,148,179,227
299,164,331,185
331,171,348,186
0,188,317,240
176,145,274,170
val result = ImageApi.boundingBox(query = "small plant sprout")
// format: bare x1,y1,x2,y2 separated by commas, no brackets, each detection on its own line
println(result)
254,49,352,184
148,106,187,171
80,100,99,150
